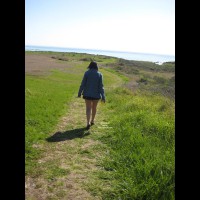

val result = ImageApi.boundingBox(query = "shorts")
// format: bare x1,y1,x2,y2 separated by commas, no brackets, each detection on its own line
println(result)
83,96,100,100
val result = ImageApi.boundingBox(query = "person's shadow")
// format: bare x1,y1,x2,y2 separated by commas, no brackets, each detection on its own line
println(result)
46,127,90,142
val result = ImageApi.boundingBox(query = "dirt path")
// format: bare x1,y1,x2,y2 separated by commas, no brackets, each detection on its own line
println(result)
25,97,111,200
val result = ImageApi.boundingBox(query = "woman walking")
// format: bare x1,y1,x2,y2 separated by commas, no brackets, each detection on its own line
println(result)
78,61,105,130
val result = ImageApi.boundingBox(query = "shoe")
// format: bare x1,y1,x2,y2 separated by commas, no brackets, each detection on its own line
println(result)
86,124,91,130
90,121,95,126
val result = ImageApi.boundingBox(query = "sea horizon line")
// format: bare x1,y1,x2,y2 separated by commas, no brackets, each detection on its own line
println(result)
25,44,175,57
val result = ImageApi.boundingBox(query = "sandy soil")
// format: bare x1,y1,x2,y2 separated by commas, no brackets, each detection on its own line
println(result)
25,54,70,74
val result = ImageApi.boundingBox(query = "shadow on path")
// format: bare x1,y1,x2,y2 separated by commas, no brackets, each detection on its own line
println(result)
46,127,90,142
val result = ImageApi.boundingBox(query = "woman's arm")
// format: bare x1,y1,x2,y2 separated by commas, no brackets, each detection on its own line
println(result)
99,74,105,101
78,72,87,97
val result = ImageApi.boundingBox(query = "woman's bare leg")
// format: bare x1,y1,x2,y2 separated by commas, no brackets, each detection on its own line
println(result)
85,100,92,126
91,100,99,123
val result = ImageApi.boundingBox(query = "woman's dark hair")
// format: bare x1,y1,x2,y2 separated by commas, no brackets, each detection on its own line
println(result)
88,61,98,70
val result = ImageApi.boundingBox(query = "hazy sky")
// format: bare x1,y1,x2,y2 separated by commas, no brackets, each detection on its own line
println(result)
25,0,175,55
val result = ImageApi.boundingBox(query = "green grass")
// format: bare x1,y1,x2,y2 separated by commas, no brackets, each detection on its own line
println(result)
95,87,175,199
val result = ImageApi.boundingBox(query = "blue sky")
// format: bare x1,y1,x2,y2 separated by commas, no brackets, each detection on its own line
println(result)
25,0,175,55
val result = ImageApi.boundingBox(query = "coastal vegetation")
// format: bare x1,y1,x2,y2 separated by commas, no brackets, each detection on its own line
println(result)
25,51,175,199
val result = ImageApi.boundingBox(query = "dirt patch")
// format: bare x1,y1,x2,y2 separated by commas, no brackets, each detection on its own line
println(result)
25,54,71,75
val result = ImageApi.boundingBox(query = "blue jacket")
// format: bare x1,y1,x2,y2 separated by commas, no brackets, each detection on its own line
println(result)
78,69,105,100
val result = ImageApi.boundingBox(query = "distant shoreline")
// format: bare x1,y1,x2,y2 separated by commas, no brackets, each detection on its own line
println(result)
25,45,175,63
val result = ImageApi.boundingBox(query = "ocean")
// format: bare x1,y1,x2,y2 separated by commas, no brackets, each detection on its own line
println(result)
25,45,175,64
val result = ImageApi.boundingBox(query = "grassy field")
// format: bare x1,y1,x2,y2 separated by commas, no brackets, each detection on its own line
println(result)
25,51,175,199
